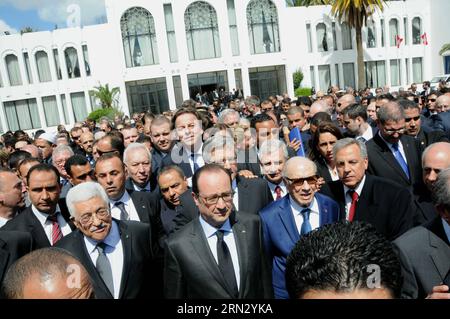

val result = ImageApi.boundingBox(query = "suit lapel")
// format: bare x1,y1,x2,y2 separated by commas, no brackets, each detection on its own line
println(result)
374,134,410,183
428,231,450,280
401,136,417,180
315,194,328,226
232,220,248,298
237,177,248,211
130,193,150,223
277,196,299,243
118,222,132,298
0,239,10,281
26,210,51,247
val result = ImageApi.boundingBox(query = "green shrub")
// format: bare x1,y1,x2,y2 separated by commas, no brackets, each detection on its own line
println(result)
87,107,121,122
293,69,304,89
295,87,312,97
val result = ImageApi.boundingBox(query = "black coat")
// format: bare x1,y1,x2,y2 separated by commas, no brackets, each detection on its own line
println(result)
0,231,33,286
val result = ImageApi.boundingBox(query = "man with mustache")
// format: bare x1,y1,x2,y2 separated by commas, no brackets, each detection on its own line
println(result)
56,182,160,298
259,156,340,299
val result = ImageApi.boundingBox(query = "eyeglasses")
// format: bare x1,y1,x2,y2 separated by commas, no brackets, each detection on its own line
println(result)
197,191,235,205
428,99,436,102
284,175,317,186
96,149,118,156
78,209,110,225
383,127,405,135
404,116,420,123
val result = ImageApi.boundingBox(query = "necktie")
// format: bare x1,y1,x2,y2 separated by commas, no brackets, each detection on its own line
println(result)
391,143,410,180
274,185,282,200
357,136,367,143
47,214,63,245
96,242,114,296
347,190,359,222
115,201,129,220
191,154,200,173
216,230,238,298
300,208,312,235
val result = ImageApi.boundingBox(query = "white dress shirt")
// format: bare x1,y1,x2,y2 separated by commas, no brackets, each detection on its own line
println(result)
343,175,366,220
31,205,72,244
84,221,123,299
358,125,374,142
199,216,240,290
326,164,340,181
109,191,140,222
132,181,151,192
267,180,287,200
0,216,10,228
289,196,320,234
442,218,450,244
185,144,205,187
232,179,239,211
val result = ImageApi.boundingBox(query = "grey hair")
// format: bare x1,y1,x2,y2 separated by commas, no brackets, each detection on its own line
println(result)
202,134,236,164
377,101,405,124
432,168,450,208
258,139,288,161
332,138,368,161
218,109,240,124
66,182,109,218
52,145,74,158
123,142,152,164
94,131,106,140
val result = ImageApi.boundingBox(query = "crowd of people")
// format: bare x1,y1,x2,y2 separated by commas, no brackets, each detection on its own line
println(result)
0,81,449,299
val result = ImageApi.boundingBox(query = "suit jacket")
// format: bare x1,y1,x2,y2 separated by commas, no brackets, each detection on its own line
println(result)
1,203,75,249
320,175,415,240
161,144,196,179
413,190,439,225
416,128,449,153
366,133,423,193
0,231,33,286
164,212,273,299
236,175,273,215
124,177,157,194
56,220,160,299
315,158,333,183
259,193,340,299
162,190,198,236
393,217,450,299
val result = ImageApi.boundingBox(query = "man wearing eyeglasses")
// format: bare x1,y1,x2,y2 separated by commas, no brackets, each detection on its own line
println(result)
259,156,340,299
56,182,160,299
164,164,273,299
366,101,424,194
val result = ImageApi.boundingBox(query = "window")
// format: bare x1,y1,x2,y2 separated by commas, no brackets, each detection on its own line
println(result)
42,96,60,127
121,7,159,67
247,0,280,54
335,64,340,87
343,63,355,89
23,53,33,84
306,23,312,53
64,47,81,78
332,22,338,51
310,66,316,89
380,19,385,47
164,4,178,63
82,45,91,76
316,23,328,52
227,0,240,56
403,18,408,45
234,69,243,95
173,75,183,107
318,65,331,91
53,49,62,80
70,92,88,122
341,23,352,50
60,94,69,124
389,18,398,47
5,54,22,86
35,51,52,82
412,17,421,45
412,57,422,83
367,21,376,48
249,65,286,100
390,59,401,86
127,78,169,114
185,1,221,60
4,99,41,130
365,61,386,88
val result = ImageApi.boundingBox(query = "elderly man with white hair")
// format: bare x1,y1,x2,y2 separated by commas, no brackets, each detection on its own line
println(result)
218,109,240,129
52,144,75,198
56,181,161,299
123,143,156,193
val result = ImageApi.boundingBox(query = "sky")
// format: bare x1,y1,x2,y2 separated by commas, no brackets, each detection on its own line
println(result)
0,0,107,34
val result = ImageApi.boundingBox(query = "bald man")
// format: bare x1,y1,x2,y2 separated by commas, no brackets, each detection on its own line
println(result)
309,100,330,118
259,156,340,299
336,94,356,127
435,95,450,114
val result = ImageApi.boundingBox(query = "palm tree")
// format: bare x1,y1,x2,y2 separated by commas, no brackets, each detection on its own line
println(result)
439,43,450,56
288,0,386,90
90,84,120,109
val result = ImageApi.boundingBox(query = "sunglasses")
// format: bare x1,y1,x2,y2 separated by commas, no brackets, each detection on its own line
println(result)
405,116,420,123
428,99,436,102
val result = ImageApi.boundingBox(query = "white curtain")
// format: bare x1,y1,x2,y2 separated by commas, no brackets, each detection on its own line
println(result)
343,63,355,89
123,31,159,67
367,24,376,48
412,58,422,83
60,94,69,124
82,45,91,76
341,23,352,50
316,23,328,52
306,24,312,53
71,92,88,122
412,18,421,44
65,47,80,78
187,29,221,60
23,53,33,84
318,65,331,91
35,51,52,82
377,61,386,87
390,60,400,86
5,54,22,86
227,0,240,56
164,4,178,62
389,19,398,47
4,102,20,131
42,96,60,127
53,49,62,80
4,99,40,131
366,61,386,88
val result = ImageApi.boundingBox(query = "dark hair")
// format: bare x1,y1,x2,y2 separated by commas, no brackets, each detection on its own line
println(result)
98,134,124,157
8,150,32,171
94,152,124,171
171,107,203,130
250,113,275,129
135,134,151,144
296,96,312,107
398,99,420,112
157,165,186,182
64,154,90,177
192,164,232,195
3,135,16,149
285,221,402,299
309,122,343,161
376,93,395,102
33,130,46,140
310,112,332,127
16,157,41,175
341,103,368,121
26,163,60,185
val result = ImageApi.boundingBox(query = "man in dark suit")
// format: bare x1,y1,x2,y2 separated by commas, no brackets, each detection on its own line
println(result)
366,101,424,194
1,164,75,249
123,143,157,192
147,115,174,180
342,103,378,143
321,138,415,240
65,154,95,186
52,145,74,199
0,231,33,286
260,156,340,299
56,182,160,299
0,169,26,227
393,168,450,299
164,164,272,298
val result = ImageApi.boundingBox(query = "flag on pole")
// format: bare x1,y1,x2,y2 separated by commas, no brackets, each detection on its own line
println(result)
421,32,428,45
395,35,404,48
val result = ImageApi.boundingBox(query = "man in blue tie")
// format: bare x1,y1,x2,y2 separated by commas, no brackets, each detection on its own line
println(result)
259,156,340,299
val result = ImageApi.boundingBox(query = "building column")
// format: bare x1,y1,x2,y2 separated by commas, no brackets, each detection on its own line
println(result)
166,75,176,110
227,68,236,93
35,95,48,130
55,94,66,125
65,93,76,125
241,67,251,97
180,73,190,101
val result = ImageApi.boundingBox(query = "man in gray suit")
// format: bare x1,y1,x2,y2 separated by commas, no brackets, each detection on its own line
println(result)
394,168,450,299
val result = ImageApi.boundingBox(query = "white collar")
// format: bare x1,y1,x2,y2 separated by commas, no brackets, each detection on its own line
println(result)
289,194,319,214
343,174,366,197
31,204,61,224
84,220,121,254
199,215,233,239
110,190,131,206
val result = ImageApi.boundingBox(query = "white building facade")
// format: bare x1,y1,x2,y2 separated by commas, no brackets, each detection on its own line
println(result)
0,0,449,133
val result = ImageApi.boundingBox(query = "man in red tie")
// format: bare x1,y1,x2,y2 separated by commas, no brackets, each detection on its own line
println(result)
258,139,288,201
320,138,416,240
